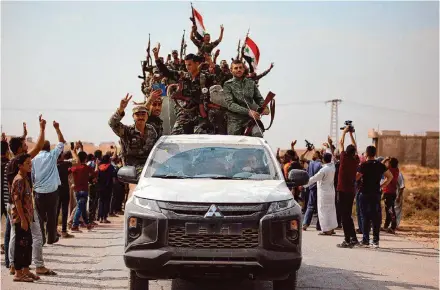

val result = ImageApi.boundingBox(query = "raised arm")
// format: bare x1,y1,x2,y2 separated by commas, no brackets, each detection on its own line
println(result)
53,121,66,144
109,94,132,138
21,122,27,139
215,25,224,44
190,26,202,48
153,44,181,81
255,63,274,81
28,115,46,159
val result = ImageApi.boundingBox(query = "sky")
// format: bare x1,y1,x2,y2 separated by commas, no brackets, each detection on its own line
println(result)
1,1,439,152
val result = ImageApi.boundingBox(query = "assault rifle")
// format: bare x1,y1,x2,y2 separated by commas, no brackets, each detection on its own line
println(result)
180,30,186,60
243,91,276,136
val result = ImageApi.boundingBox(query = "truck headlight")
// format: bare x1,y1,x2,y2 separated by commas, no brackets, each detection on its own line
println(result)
133,196,161,213
267,199,296,214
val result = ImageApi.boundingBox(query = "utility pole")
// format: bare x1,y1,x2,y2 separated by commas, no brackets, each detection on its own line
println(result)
325,99,342,147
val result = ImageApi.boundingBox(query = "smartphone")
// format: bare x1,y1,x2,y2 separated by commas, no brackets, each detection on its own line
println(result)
152,83,167,97
70,142,74,150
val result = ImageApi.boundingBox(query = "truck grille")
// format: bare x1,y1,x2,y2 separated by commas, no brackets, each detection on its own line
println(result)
158,202,268,217
168,226,259,249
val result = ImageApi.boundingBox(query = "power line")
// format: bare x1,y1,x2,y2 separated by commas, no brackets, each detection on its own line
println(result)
342,101,438,118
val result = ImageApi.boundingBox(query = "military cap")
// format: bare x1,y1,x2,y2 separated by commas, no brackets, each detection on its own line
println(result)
132,106,148,114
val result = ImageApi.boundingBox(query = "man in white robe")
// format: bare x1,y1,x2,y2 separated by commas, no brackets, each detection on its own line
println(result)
302,153,338,234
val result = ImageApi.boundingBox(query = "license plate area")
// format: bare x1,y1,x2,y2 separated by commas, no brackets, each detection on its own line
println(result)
185,223,242,235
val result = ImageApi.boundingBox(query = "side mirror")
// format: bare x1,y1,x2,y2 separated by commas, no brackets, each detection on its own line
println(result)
117,166,139,184
287,169,309,187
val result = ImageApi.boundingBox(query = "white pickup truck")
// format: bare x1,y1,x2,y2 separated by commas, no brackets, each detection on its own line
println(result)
117,134,309,290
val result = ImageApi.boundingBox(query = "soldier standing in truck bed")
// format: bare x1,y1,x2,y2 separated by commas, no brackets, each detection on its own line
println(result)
190,25,224,57
153,43,217,135
145,95,164,139
108,91,161,177
223,59,270,137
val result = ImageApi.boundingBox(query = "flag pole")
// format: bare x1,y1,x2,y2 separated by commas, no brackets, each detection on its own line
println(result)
240,28,250,61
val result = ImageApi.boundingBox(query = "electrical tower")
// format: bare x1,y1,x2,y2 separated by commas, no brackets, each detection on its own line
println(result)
325,99,342,146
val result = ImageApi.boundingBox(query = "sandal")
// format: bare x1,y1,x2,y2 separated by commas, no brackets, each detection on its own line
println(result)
26,272,41,280
318,232,333,236
36,268,57,276
13,274,34,282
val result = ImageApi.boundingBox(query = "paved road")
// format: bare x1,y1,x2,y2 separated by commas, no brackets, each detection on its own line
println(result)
1,216,438,290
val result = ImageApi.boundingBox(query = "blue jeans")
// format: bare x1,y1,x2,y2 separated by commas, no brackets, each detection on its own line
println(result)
4,212,11,268
359,192,382,244
356,191,363,232
73,191,89,227
303,187,320,229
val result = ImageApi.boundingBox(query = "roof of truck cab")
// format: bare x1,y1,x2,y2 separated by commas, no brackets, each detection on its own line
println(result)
158,134,268,146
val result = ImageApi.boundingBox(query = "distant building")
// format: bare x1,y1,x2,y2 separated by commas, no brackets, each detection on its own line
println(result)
368,129,439,168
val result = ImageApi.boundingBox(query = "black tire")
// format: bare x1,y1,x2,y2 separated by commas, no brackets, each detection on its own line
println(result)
272,271,298,290
129,270,149,290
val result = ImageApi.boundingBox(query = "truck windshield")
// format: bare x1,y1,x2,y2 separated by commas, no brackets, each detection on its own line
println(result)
144,142,280,180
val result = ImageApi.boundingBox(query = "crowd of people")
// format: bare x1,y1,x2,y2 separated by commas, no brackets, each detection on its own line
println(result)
0,7,408,284
276,126,405,248
1,118,128,283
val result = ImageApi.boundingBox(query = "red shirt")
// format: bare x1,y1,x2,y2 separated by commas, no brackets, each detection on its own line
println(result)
69,164,95,192
337,151,358,193
383,167,399,194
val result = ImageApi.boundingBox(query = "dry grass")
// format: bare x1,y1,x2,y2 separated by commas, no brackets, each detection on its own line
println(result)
395,165,439,248
400,165,439,226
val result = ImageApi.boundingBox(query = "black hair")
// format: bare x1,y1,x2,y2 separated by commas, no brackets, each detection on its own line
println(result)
323,153,332,163
101,154,111,164
87,154,94,162
231,59,244,66
9,137,25,155
42,140,51,152
78,151,88,163
366,146,377,158
17,153,31,166
1,141,9,156
346,144,356,157
184,53,204,63
63,151,73,160
94,150,102,159
389,157,399,168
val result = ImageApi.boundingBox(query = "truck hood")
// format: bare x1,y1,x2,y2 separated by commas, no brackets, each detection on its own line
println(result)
133,178,292,203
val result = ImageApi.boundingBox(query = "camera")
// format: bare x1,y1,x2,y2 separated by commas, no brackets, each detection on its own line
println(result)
305,139,315,151
340,120,355,133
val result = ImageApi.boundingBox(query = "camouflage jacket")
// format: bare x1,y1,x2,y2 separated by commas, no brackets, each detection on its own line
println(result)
223,76,265,118
155,59,216,112
191,38,220,56
147,116,163,139
108,110,158,168
217,67,233,86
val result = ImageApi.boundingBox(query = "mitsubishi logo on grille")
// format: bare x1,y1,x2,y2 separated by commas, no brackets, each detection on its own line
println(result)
204,204,224,218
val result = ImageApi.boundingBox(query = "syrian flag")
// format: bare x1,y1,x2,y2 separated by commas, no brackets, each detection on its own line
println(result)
243,36,260,71
192,6,206,37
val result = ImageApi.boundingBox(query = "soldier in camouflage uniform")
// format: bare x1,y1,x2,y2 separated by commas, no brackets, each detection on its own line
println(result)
108,92,161,177
145,95,164,138
168,50,185,71
223,60,270,137
153,44,217,135
190,25,224,57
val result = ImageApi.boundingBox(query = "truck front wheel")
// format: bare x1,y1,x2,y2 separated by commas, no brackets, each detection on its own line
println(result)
273,270,298,290
129,270,149,290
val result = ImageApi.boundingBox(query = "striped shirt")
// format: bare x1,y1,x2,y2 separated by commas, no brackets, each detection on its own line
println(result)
1,157,10,210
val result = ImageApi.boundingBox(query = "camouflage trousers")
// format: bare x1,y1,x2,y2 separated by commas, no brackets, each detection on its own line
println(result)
171,111,214,135
227,115,264,138
208,109,228,135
